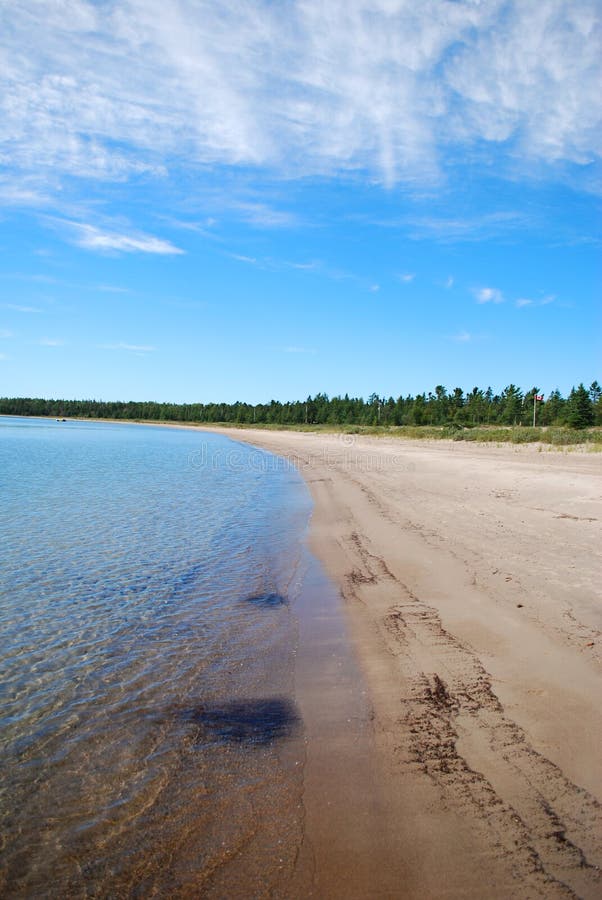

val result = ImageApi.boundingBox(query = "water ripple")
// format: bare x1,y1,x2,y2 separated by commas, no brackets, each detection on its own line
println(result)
0,418,311,896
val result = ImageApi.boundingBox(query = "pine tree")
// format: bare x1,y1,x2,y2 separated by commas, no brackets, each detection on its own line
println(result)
541,388,565,425
567,384,594,428
500,384,523,425
590,381,602,426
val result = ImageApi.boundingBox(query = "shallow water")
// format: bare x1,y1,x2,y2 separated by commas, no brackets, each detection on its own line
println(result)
0,418,314,897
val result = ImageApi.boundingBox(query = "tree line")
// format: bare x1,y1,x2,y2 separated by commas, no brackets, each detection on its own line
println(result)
1,382,600,429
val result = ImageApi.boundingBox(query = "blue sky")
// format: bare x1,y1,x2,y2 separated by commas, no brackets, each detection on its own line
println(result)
0,0,600,404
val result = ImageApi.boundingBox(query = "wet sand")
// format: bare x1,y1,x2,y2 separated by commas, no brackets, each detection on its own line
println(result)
208,429,602,899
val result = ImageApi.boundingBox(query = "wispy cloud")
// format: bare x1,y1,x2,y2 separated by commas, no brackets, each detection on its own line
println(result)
283,346,317,355
0,178,52,208
397,273,415,283
37,337,65,346
447,330,489,343
0,352,9,361
445,275,454,289
404,211,530,242
227,252,316,268
100,342,156,353
516,294,556,308
55,220,184,255
230,253,258,265
475,287,504,304
232,202,300,229
3,303,43,313
94,284,132,295
1,2,599,194
2,273,134,295
0,272,58,287
287,260,319,271
163,216,218,234
224,252,375,290
0,329,13,338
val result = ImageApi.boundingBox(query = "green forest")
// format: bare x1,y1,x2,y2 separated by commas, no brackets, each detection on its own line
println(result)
1,382,600,432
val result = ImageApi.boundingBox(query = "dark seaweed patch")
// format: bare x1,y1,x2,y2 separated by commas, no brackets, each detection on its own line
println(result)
183,697,300,745
243,592,288,607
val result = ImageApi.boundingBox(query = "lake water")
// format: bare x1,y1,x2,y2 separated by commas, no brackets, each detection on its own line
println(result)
0,417,317,897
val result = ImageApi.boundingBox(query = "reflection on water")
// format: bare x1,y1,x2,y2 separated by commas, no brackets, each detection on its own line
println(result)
183,697,301,745
0,417,311,897
243,591,289,607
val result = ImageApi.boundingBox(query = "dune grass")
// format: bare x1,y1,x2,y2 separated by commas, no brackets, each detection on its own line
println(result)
188,421,602,446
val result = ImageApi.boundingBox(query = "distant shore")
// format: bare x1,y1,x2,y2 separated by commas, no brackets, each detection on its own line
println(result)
2,413,601,450
207,427,602,898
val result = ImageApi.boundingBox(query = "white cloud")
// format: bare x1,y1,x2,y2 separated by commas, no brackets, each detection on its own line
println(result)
101,342,156,352
516,293,556,308
230,254,257,265
37,337,65,346
475,286,504,304
450,330,472,343
369,283,380,293
445,275,454,289
57,221,184,255
445,2,601,167
0,1,599,193
398,273,415,283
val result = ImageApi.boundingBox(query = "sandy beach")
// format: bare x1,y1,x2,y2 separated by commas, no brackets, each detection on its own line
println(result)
205,428,602,898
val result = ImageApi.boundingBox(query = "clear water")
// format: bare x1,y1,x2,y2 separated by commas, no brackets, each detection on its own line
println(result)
0,417,313,897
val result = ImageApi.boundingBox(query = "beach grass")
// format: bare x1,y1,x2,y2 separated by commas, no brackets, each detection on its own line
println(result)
172,421,602,447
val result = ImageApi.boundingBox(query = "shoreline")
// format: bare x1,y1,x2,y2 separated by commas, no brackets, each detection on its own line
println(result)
2,414,600,452
4,415,601,894
208,427,602,897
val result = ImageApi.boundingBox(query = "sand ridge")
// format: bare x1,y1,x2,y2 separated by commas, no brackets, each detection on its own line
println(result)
205,429,602,898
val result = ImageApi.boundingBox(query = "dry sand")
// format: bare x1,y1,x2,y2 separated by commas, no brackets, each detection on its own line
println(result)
209,429,602,898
